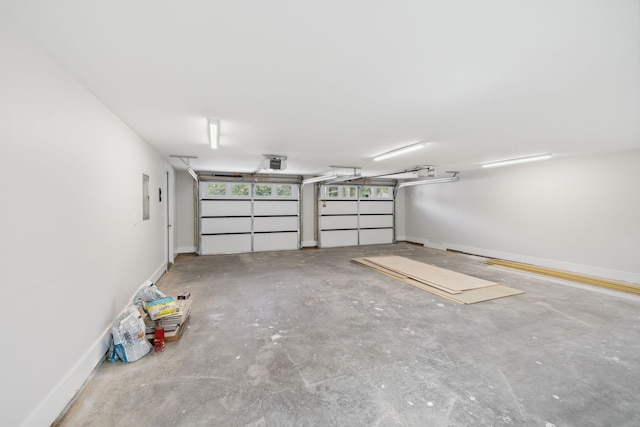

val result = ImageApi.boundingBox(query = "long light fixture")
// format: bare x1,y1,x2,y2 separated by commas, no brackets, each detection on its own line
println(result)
373,142,425,162
301,174,339,186
208,119,219,149
482,153,552,168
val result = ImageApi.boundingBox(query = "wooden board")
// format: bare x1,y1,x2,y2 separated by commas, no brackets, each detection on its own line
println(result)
487,259,640,295
353,258,461,294
165,314,190,342
364,255,497,291
352,258,408,279
352,257,524,304
400,278,523,304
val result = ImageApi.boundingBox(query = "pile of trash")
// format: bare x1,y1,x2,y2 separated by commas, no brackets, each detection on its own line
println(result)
108,282,192,363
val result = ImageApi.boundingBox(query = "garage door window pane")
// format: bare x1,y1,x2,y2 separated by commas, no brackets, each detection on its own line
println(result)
207,183,226,196
325,186,339,197
360,187,372,198
277,185,293,197
376,187,390,198
342,187,356,198
255,185,272,196
232,184,250,196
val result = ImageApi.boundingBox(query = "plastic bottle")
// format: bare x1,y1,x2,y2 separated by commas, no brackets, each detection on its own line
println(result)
154,321,165,352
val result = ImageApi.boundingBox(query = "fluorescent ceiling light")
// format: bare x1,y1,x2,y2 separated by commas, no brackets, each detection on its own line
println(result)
373,142,425,162
208,119,219,149
301,174,339,186
482,154,552,168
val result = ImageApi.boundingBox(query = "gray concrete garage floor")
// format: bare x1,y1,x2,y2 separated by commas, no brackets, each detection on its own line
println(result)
57,243,640,427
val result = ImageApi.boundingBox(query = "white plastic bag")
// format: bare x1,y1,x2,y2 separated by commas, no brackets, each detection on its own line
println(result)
108,305,151,363
133,281,167,307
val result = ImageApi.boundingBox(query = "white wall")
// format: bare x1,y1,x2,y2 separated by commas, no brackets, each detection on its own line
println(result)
394,188,407,241
0,12,171,427
166,165,176,263
301,183,317,247
404,151,640,283
175,171,196,253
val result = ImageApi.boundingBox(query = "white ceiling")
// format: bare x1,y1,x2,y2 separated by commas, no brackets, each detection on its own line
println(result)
2,0,639,178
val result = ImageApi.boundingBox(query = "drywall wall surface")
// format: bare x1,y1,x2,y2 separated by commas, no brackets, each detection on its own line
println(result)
405,151,640,283
175,171,196,253
166,165,176,263
301,182,317,246
0,12,169,427
394,187,407,241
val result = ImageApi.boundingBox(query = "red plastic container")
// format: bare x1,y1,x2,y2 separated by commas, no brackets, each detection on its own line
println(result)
154,324,165,352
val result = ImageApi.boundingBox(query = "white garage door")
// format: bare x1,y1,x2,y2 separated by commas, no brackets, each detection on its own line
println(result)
199,181,300,255
318,185,394,248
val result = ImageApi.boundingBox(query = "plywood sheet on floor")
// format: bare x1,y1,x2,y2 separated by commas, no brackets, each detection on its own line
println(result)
363,255,497,291
352,256,524,304
352,257,461,294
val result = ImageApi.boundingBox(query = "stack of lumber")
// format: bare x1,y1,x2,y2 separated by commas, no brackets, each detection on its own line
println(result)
353,255,523,304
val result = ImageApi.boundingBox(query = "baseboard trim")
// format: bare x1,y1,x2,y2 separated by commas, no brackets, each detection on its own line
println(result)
423,241,447,251
150,262,167,284
444,243,640,284
177,246,197,254
401,236,447,251
28,329,112,427
29,262,167,427
400,235,427,246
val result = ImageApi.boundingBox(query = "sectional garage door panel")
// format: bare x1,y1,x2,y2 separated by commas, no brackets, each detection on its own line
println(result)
198,181,300,255
201,200,252,217
253,216,298,232
321,215,359,230
201,217,252,234
359,228,394,245
320,230,358,248
319,185,394,248
201,234,252,254
320,201,358,215
359,201,394,214
359,215,394,228
254,200,298,216
254,232,298,252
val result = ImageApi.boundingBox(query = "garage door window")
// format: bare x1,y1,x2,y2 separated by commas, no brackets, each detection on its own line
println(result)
376,187,390,198
277,184,293,197
343,186,357,198
325,186,339,197
207,183,226,196
232,183,250,197
255,184,272,196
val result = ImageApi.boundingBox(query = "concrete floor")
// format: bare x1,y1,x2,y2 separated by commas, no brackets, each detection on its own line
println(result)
58,243,640,427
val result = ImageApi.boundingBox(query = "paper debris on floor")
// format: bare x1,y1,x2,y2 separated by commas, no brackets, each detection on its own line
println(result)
108,306,152,363
144,297,192,342
353,255,523,304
